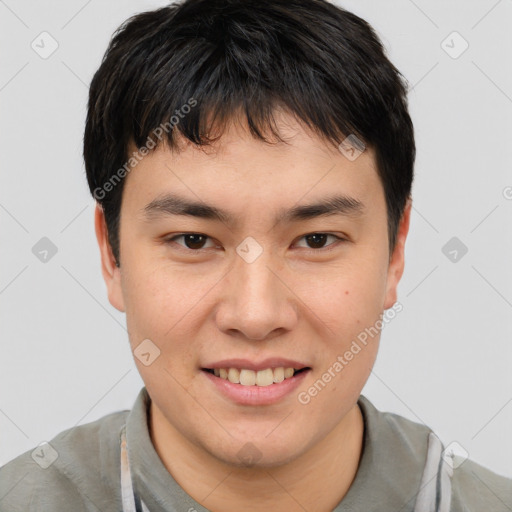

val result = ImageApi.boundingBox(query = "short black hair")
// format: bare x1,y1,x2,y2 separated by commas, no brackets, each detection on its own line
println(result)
84,0,415,267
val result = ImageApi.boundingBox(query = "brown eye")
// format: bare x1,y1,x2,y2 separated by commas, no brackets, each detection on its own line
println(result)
182,234,207,249
296,233,343,250
305,234,328,249
167,234,215,250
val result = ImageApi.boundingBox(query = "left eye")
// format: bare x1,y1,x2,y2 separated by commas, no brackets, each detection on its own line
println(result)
295,233,342,250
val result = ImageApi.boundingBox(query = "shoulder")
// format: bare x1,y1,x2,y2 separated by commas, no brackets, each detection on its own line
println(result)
0,408,129,512
358,396,512,511
382,407,512,511
450,457,512,511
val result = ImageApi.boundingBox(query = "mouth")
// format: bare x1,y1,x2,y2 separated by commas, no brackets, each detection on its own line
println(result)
202,366,310,387
200,358,312,405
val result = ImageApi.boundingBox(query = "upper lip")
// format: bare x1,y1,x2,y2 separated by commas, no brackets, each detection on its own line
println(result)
202,358,310,372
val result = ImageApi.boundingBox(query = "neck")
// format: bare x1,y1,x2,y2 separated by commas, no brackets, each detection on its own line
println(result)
149,403,364,512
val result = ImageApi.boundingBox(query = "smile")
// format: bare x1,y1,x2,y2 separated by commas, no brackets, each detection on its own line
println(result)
201,365,311,405
203,367,309,386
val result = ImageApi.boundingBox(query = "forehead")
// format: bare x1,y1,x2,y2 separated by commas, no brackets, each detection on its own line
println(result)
122,114,383,219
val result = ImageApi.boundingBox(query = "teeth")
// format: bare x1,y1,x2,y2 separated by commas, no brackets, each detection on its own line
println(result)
227,368,240,384
256,368,274,386
273,367,284,383
239,369,256,386
212,366,300,386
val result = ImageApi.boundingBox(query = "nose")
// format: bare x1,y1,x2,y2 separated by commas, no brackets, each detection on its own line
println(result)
214,246,299,341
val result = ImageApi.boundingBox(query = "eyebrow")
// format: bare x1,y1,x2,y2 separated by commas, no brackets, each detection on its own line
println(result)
142,193,365,226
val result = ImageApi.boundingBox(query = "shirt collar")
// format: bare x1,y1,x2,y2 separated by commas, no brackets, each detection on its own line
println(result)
333,395,428,512
125,387,208,512
125,387,428,512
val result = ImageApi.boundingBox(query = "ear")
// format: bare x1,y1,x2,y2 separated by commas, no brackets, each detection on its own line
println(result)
94,203,126,313
383,198,412,310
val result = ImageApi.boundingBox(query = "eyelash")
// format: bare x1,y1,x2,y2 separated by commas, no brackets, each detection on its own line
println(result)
164,233,347,253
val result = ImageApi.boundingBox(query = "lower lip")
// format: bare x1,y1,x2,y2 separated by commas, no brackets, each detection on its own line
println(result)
202,369,310,406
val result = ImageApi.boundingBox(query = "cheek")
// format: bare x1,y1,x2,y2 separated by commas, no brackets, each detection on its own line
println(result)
122,258,178,326
293,255,388,335
120,259,219,357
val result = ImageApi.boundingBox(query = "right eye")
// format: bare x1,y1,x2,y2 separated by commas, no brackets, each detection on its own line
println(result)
164,233,218,251
166,233,215,251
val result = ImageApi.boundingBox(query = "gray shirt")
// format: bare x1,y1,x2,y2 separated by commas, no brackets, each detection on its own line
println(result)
1,387,511,511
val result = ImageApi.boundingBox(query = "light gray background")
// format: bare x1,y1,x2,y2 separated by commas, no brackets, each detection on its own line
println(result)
1,0,511,478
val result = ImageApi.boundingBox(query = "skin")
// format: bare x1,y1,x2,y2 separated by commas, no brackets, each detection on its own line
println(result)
95,111,411,512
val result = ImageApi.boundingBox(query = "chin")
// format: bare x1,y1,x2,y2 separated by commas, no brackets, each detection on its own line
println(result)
208,435,310,469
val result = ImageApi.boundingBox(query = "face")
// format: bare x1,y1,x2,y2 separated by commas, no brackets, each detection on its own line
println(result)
95,112,410,467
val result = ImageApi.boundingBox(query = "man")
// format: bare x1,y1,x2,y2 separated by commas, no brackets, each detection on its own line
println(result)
1,0,510,510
